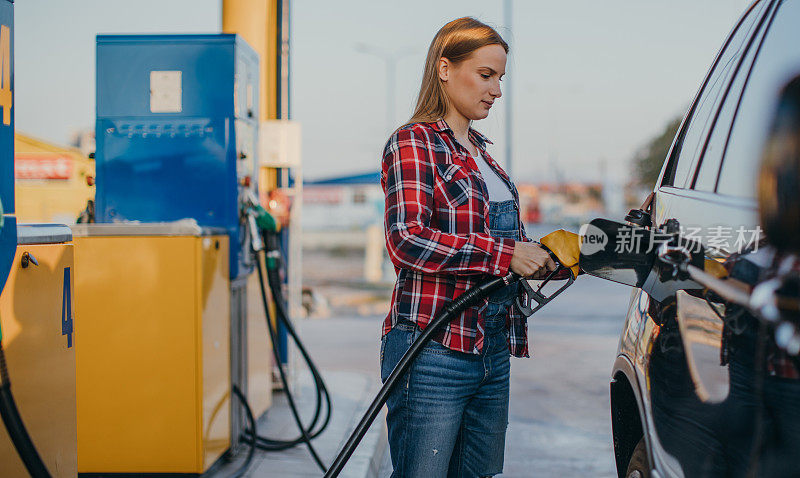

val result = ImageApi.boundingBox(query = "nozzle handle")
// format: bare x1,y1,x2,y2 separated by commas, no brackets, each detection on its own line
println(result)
515,267,575,317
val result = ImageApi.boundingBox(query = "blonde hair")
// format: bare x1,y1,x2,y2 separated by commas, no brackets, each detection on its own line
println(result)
406,17,508,127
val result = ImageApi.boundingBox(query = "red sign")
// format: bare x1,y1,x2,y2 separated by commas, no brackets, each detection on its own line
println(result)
15,154,73,180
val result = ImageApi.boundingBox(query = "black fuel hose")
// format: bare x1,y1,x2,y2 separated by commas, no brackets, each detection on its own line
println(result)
255,236,332,449
323,272,519,478
229,384,257,478
258,231,332,445
263,232,332,449
249,236,330,472
0,343,52,478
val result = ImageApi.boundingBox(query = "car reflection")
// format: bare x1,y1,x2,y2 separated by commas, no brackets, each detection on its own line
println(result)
676,290,728,403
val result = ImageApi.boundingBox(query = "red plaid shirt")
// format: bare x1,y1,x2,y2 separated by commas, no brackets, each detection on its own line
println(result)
381,120,532,357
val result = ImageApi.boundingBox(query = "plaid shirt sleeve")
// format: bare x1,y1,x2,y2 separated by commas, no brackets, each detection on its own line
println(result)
382,127,515,276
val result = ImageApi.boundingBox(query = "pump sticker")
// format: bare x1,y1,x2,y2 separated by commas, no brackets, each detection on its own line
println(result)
150,70,182,113
62,267,73,348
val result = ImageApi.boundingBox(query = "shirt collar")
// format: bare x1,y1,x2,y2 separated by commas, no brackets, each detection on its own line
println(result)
430,119,494,148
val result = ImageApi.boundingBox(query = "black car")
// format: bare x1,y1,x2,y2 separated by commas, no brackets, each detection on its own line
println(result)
601,1,800,477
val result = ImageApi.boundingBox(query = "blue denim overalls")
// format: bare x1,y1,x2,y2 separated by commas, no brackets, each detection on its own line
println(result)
484,199,521,336
381,199,520,478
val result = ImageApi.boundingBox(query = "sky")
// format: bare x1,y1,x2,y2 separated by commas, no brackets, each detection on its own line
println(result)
15,0,750,183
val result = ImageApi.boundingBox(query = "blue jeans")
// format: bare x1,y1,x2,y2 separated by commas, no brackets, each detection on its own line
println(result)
380,305,512,478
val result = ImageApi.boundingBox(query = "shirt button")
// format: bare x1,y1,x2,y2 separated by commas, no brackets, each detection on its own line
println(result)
495,268,500,274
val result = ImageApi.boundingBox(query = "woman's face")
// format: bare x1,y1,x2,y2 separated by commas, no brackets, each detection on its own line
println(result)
439,44,506,121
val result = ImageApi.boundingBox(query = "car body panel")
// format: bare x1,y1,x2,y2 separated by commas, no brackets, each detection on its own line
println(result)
610,1,800,476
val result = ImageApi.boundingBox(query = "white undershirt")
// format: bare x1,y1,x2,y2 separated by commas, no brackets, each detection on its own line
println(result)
471,150,513,202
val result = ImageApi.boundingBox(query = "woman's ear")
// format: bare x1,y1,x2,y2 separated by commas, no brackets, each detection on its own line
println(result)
438,57,450,82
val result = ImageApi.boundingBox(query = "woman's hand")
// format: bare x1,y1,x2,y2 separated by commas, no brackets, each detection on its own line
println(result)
510,242,557,278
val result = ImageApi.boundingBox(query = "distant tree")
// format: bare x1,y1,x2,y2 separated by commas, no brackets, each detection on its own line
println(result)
632,115,682,188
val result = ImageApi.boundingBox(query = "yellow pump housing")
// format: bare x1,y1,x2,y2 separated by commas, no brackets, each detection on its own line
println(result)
73,223,231,474
0,225,77,478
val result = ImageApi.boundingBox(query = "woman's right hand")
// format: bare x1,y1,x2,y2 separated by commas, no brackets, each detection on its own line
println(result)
509,242,557,278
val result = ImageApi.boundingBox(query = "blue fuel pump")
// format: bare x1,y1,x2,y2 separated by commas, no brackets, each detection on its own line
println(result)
93,34,261,458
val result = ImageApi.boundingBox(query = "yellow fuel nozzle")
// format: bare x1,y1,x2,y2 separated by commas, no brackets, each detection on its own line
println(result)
515,229,581,317
539,229,581,278
703,258,729,279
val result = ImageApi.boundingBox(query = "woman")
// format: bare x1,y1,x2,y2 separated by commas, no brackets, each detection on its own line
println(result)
380,17,556,478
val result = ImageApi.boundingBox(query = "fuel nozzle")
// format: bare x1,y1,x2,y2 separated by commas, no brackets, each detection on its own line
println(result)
249,205,281,270
515,229,582,317
252,204,279,234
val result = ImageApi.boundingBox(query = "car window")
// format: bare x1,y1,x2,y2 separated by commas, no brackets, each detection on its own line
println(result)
692,8,770,192
660,1,767,189
718,0,800,197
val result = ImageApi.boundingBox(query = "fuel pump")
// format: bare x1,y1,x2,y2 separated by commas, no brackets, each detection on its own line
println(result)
73,34,264,475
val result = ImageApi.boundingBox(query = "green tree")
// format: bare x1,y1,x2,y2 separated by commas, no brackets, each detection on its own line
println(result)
633,115,682,188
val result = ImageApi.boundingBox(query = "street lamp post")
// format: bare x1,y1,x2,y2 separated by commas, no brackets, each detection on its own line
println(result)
355,43,415,134
504,0,514,178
